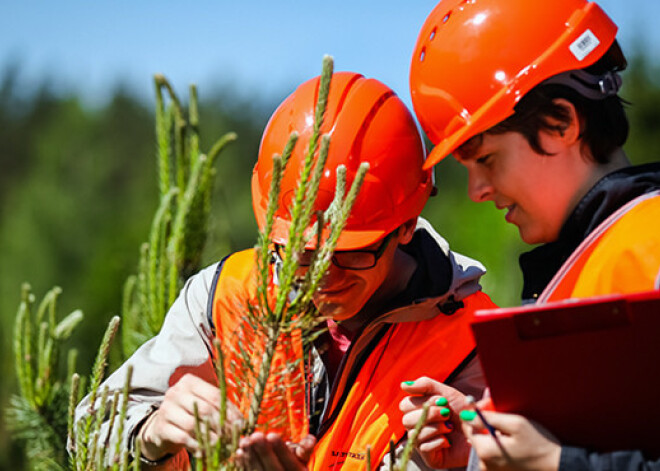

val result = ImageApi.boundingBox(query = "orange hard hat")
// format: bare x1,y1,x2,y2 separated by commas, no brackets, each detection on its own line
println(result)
410,0,618,169
252,72,433,250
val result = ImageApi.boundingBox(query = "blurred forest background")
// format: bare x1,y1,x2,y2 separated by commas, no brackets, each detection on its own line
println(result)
1,49,659,468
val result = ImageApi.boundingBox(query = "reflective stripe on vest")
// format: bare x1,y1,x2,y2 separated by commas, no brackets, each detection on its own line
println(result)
540,191,660,303
211,249,308,442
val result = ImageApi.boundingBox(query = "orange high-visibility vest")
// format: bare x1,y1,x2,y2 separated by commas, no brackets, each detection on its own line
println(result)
308,291,495,470
211,249,308,442
540,191,660,303
211,249,497,469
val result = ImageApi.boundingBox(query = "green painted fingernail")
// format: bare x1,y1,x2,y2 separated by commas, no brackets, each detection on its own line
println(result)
460,410,477,421
435,397,448,406
440,407,450,417
403,381,415,386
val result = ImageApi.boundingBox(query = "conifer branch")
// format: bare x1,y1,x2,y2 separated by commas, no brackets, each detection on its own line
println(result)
147,187,177,328
393,402,429,471
113,365,133,466
153,75,171,198
189,84,200,167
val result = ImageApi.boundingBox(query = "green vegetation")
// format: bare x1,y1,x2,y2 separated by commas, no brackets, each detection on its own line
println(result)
1,51,659,468
120,74,237,357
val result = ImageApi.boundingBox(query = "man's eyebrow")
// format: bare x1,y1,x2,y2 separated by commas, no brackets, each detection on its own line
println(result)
452,147,476,162
453,135,483,161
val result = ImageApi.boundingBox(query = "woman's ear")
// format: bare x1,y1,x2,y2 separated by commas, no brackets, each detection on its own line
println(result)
397,218,418,245
554,98,581,143
538,98,582,154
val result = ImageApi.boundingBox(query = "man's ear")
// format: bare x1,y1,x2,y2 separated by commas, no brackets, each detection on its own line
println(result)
397,218,418,245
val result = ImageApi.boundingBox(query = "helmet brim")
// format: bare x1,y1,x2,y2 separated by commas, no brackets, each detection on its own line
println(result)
269,217,388,251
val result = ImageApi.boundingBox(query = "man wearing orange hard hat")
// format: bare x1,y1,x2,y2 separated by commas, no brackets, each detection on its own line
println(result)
75,71,496,469
400,0,660,470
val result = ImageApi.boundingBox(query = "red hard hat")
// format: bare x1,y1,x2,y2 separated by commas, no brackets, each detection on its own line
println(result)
410,0,618,169
252,72,433,250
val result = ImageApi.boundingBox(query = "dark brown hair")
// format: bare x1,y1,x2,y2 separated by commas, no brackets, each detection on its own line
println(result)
457,41,629,164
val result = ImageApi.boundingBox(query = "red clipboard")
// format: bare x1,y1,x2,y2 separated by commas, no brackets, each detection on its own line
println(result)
471,290,660,456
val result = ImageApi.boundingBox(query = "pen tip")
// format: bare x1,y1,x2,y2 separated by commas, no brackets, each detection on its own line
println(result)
465,395,475,405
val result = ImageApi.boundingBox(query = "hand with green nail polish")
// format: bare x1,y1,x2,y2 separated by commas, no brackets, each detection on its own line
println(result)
399,376,477,469
462,398,561,471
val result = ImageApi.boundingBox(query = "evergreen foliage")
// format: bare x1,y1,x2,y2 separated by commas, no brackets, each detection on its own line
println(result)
3,50,660,469
121,76,237,356
7,284,82,470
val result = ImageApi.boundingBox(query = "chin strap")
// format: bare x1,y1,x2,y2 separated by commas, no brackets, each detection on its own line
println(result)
541,69,622,100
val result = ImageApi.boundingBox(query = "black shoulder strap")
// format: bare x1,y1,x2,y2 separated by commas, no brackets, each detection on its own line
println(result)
206,255,230,335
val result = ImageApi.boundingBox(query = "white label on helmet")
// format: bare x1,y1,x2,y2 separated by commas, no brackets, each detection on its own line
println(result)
569,29,600,61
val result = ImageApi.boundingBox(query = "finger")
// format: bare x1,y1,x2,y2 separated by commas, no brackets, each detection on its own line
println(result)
467,432,506,463
268,433,306,470
400,376,447,396
403,393,453,412
477,396,495,411
461,417,477,442
235,447,248,469
415,423,452,443
401,409,425,429
294,434,317,462
170,376,244,428
461,409,526,437
399,394,432,412
402,405,452,429
181,393,221,419
248,433,285,471
226,400,245,425
418,435,450,453
426,405,453,423
174,376,223,412
160,398,224,439
175,374,223,403
161,397,203,426
240,433,267,471
459,408,494,438
159,423,200,453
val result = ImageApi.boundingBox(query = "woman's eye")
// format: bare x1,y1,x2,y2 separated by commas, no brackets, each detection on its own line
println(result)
476,154,491,165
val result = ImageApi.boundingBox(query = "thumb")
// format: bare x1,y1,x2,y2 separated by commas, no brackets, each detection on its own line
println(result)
463,409,525,436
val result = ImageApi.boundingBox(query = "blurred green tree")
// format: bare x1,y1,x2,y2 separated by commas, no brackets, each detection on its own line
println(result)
1,48,659,468
0,71,269,469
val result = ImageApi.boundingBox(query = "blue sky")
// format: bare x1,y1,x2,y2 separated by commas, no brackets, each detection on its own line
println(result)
2,0,659,109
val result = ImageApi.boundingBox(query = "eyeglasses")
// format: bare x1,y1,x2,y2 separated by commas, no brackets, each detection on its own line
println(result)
274,233,393,270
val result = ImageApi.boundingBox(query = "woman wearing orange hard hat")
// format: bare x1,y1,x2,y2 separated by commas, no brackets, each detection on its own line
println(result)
400,0,660,470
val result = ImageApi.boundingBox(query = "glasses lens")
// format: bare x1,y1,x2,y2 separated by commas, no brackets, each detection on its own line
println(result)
275,245,314,267
332,252,376,270
276,232,393,270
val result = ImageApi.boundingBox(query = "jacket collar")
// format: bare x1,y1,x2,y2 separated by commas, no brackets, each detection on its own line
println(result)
519,163,660,303
367,217,486,326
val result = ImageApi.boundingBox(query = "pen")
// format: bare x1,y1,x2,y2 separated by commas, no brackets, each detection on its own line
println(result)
465,395,497,437
463,395,510,458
